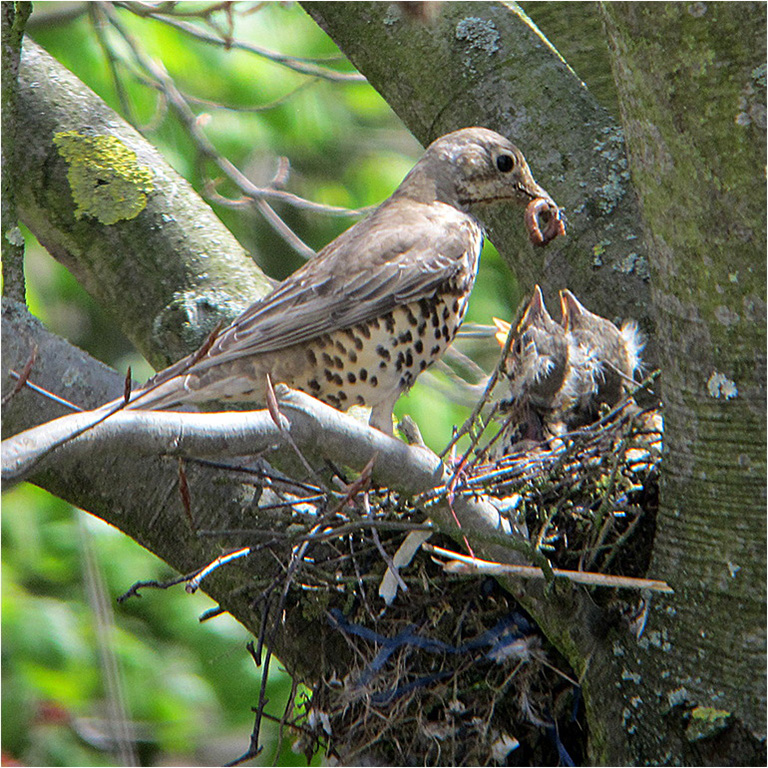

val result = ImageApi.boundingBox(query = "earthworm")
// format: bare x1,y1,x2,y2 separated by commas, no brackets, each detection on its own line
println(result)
525,198,566,247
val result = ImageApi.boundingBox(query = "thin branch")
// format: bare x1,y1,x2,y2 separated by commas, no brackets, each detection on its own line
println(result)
439,313,516,458
2,387,520,569
114,2,367,82
99,4,365,262
90,3,136,123
424,544,674,594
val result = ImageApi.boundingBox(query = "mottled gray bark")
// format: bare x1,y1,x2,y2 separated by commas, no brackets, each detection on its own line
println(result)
601,3,766,764
15,39,272,369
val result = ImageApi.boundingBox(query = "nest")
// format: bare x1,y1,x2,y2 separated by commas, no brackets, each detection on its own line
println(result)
302,568,584,766
461,398,662,578
214,395,664,766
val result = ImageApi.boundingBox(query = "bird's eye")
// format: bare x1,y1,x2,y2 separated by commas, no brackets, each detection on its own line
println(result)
496,154,514,173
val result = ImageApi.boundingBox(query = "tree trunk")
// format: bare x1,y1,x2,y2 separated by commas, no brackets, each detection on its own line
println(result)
601,3,766,763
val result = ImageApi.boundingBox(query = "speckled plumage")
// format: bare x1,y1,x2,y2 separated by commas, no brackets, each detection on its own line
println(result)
127,128,562,434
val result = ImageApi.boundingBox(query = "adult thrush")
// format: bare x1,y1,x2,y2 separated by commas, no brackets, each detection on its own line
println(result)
126,128,564,434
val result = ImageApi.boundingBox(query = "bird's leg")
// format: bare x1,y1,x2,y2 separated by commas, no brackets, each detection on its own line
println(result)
369,397,398,436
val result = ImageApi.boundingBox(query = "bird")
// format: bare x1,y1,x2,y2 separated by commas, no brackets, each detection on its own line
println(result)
491,287,645,451
494,285,570,414
122,127,564,435
492,285,572,446
558,289,644,427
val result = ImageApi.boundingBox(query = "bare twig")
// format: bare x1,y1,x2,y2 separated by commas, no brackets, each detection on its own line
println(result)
439,314,516,458
178,458,196,531
89,3,135,122
99,4,366,263
186,547,253,593
8,369,83,411
424,544,673,594
114,2,367,82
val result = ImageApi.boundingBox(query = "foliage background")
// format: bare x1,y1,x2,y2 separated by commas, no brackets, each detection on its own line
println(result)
3,3,526,765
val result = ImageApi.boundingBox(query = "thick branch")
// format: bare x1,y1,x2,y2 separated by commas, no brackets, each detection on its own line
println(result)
15,39,273,369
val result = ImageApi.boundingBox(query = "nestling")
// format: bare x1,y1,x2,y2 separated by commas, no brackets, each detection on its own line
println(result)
559,289,644,427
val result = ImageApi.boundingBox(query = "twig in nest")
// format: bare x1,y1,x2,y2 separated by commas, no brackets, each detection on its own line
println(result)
177,458,196,531
440,298,522,459
266,376,327,488
186,547,252,593
329,452,376,515
424,544,673,594
371,523,408,598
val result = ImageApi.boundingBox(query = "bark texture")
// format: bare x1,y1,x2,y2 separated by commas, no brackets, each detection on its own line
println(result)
15,39,272,369
602,3,766,763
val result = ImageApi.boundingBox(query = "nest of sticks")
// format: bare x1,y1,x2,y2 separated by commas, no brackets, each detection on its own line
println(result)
219,391,664,766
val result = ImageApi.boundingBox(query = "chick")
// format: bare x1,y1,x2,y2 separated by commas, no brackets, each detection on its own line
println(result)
493,285,571,445
559,289,644,427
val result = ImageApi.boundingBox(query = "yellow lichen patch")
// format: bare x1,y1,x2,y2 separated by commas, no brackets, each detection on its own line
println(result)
53,130,154,225
686,706,732,742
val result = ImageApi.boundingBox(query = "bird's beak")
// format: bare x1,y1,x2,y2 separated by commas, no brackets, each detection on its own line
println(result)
493,317,512,347
560,289,585,330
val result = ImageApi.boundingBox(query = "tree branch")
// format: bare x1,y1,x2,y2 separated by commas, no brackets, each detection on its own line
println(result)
15,38,273,369
601,4,766,758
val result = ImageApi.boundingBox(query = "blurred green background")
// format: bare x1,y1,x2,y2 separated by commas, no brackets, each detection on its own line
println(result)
3,3,523,765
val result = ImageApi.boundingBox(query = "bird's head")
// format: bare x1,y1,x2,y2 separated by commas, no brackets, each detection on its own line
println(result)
495,285,569,401
398,127,565,246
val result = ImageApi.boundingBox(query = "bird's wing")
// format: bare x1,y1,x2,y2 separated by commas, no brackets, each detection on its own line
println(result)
193,200,482,368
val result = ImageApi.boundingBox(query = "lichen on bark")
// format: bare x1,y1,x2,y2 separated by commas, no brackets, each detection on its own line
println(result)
53,130,155,225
